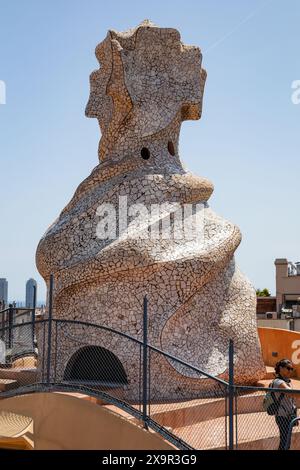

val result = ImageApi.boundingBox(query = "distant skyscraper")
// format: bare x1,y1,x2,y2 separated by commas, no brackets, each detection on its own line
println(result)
0,278,8,305
26,278,37,308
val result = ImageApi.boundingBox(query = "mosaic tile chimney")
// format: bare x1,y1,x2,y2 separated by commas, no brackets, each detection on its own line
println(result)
36,21,265,398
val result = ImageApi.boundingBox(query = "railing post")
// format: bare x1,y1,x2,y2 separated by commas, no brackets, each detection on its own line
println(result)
32,284,36,348
46,274,54,385
142,295,148,429
1,308,4,338
228,339,235,450
8,304,14,351
0,310,4,341
285,416,300,450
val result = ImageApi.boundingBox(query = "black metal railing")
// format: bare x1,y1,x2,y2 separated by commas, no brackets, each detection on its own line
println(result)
1,314,300,450
1,279,300,450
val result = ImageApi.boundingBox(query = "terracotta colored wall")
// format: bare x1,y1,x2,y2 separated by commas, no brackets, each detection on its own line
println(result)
258,327,300,378
0,393,173,450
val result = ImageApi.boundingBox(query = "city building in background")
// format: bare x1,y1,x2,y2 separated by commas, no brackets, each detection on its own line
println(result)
256,296,277,316
275,259,300,314
0,278,8,306
25,278,37,308
257,258,300,331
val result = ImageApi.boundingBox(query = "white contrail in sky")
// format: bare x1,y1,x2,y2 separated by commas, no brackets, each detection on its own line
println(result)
203,0,274,54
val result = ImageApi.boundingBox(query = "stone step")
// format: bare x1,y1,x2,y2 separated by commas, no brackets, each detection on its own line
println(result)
23,434,34,449
23,429,34,449
0,379,18,392
0,368,37,386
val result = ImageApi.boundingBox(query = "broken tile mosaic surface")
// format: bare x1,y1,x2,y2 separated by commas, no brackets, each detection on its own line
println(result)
36,21,265,399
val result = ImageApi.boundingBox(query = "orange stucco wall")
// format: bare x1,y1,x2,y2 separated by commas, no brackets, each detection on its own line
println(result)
258,327,300,378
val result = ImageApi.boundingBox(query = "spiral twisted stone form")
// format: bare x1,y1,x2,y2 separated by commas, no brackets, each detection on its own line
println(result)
36,21,265,398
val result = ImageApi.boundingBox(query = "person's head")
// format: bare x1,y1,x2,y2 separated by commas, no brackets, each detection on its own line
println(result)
275,359,294,378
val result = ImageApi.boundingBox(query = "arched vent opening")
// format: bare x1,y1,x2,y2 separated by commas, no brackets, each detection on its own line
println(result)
63,346,128,385
167,141,175,156
141,147,150,160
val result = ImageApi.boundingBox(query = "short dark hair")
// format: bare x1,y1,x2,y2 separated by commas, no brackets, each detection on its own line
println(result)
275,359,292,375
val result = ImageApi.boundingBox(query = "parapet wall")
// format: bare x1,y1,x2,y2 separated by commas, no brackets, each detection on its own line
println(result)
258,327,300,378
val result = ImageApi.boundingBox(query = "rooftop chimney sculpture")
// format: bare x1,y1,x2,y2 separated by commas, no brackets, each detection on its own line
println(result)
36,21,265,398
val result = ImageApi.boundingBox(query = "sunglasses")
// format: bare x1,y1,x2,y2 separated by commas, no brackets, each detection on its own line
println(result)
285,366,294,371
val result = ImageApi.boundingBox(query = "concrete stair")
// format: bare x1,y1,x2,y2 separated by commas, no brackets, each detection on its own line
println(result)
0,368,37,386
23,429,34,449
0,379,18,392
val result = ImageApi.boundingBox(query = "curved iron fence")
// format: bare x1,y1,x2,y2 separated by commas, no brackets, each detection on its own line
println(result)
0,309,300,450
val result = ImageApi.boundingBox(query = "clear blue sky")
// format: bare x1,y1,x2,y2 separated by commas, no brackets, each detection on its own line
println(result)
0,0,299,301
